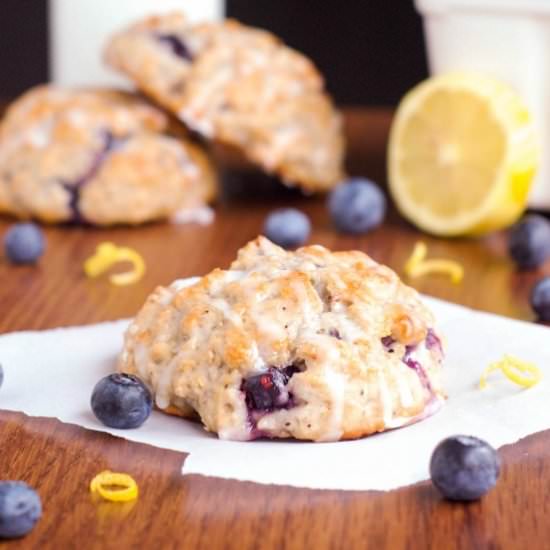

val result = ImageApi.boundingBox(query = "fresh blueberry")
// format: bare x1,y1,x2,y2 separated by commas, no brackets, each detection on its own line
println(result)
430,435,500,501
0,481,42,539
328,178,386,234
263,208,311,248
91,373,153,429
4,223,45,264
0,364,3,389
508,214,550,270
242,366,299,411
156,34,192,61
531,277,550,321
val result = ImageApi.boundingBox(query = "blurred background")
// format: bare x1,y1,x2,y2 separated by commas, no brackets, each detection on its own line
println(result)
0,0,428,104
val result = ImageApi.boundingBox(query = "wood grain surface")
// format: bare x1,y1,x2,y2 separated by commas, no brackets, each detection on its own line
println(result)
1,109,549,550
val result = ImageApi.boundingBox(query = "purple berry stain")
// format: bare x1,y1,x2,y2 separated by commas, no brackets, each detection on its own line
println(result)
381,330,443,393
381,335,396,352
403,345,432,392
62,131,118,223
156,34,192,61
426,328,443,356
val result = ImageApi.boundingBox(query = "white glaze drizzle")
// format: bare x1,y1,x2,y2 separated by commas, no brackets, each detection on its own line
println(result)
318,367,346,442
377,371,393,426
211,298,242,327
133,342,150,380
305,335,345,442
155,355,181,410
395,371,414,408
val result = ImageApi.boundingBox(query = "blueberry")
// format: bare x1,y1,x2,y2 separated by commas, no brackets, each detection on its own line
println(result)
0,481,42,539
91,373,153,429
4,223,45,264
328,178,386,234
263,208,311,248
0,364,3,389
531,277,550,321
156,34,192,61
242,366,298,411
508,214,550,270
430,435,500,501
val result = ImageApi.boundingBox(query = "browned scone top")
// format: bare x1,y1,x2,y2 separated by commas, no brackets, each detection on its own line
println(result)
105,12,345,193
0,85,217,225
119,237,446,442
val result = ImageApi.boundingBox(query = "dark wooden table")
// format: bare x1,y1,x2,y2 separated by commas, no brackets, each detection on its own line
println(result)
1,109,549,550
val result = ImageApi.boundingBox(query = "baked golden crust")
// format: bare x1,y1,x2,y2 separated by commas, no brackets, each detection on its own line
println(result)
105,13,345,193
119,237,446,442
0,85,217,225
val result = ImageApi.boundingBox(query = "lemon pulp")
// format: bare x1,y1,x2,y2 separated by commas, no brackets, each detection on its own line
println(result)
388,73,539,237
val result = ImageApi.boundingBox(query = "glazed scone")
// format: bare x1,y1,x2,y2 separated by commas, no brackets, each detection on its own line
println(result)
0,85,217,225
119,237,446,442
105,13,345,193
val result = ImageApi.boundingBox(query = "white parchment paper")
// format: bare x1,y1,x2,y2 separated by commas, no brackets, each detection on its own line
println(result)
0,281,549,491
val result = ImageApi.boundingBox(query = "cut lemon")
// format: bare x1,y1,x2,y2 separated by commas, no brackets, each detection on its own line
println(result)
388,73,539,237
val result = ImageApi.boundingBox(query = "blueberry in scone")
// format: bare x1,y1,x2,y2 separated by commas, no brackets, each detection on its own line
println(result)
105,12,345,193
119,237,446,442
0,85,217,225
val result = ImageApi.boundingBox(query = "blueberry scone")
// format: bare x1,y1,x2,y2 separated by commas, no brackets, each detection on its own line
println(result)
119,237,445,442
105,13,345,193
0,85,217,225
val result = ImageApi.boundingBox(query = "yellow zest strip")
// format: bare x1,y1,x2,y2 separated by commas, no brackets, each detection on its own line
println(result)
90,471,138,502
404,241,464,284
480,355,542,389
84,242,145,286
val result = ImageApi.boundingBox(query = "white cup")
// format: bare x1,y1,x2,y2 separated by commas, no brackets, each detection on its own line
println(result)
49,0,224,89
415,0,550,210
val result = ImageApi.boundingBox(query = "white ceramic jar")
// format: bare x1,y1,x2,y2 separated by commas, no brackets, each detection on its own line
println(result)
415,0,550,209
49,0,224,89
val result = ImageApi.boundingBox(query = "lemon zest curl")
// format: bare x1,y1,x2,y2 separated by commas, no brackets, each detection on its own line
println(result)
480,355,542,389
84,242,145,286
90,471,139,502
404,241,464,284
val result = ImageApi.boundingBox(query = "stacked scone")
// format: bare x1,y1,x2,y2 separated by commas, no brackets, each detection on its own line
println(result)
0,12,345,225
105,12,345,193
119,237,445,441
0,86,216,225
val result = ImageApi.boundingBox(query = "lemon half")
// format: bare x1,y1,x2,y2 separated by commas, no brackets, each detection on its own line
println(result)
388,73,539,237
